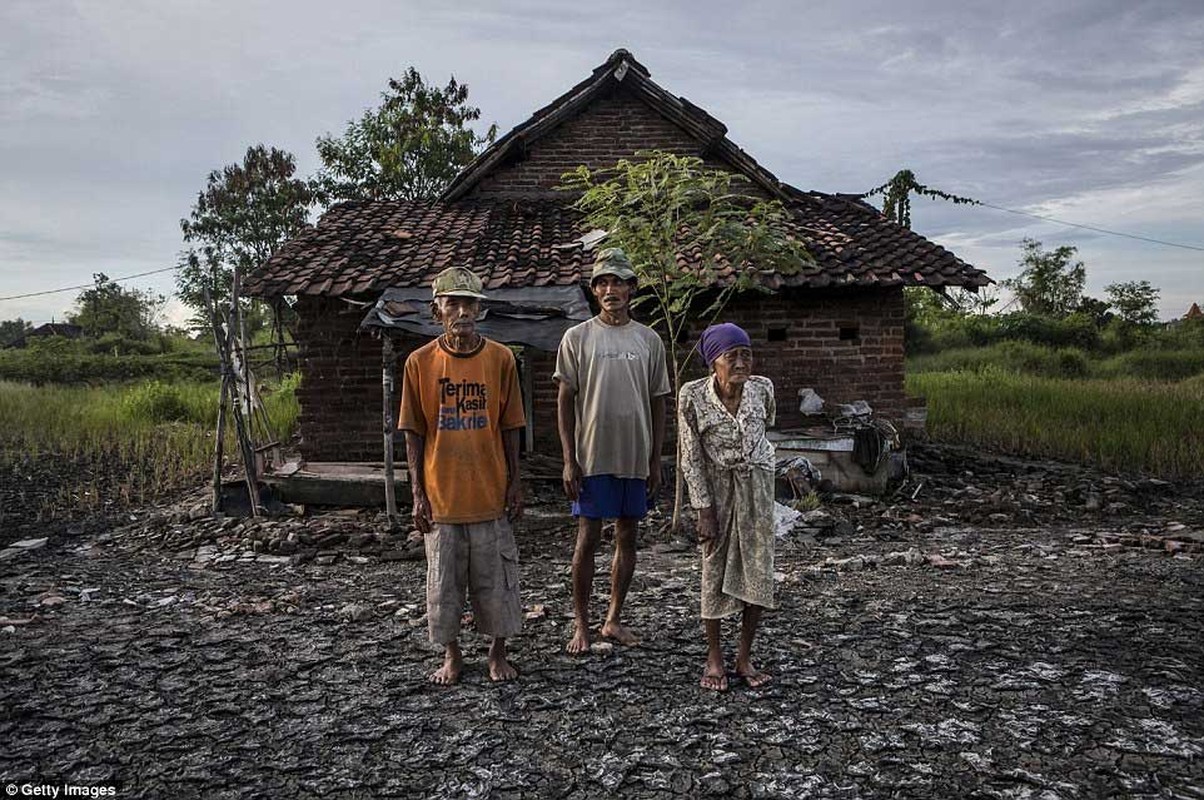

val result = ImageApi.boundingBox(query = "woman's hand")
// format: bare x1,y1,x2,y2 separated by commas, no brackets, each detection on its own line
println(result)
697,506,719,555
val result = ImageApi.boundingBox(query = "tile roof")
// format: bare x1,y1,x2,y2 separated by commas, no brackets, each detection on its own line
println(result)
246,49,990,297
246,200,588,297
245,194,990,297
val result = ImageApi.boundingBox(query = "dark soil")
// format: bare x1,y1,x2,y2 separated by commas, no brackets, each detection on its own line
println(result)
1,444,1202,798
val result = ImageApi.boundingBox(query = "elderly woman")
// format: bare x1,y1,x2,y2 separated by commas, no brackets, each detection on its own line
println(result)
678,323,777,691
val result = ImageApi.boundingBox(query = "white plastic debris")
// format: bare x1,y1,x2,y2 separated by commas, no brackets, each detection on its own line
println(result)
773,501,802,538
798,387,825,414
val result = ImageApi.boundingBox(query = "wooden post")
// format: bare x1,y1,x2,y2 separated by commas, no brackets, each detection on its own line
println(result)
212,371,229,513
382,336,398,520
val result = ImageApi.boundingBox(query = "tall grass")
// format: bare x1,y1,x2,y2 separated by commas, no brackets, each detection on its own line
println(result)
907,341,1204,382
908,369,1204,478
0,376,299,519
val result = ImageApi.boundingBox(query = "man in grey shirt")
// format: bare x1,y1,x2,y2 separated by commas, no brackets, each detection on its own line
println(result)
555,248,671,654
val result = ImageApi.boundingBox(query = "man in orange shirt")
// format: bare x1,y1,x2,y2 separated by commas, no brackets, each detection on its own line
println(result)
398,266,527,685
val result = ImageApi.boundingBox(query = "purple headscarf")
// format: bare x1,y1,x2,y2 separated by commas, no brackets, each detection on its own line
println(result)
698,323,752,366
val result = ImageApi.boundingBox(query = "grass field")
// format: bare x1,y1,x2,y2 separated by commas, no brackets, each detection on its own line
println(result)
907,369,1204,478
0,376,298,518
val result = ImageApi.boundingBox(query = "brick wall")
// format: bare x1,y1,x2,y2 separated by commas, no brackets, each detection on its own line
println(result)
468,86,727,199
293,296,417,462
526,348,561,453
704,287,908,429
294,288,907,462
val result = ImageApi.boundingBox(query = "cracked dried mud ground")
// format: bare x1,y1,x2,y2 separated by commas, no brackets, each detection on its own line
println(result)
2,449,1203,798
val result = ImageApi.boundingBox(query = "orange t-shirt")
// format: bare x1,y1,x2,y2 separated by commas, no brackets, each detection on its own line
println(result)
398,337,526,523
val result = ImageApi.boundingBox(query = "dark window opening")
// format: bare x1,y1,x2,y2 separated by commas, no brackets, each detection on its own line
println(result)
767,326,788,342
839,325,860,342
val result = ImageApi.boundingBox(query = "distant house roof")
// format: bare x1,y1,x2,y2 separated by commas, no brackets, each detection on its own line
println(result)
246,49,990,298
4,322,84,349
1186,302,1203,320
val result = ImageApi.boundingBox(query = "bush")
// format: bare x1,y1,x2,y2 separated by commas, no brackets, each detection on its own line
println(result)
908,341,1089,379
996,311,1100,350
119,381,213,424
1095,349,1204,381
0,348,218,384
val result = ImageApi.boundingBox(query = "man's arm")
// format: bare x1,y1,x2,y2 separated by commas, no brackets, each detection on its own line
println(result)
503,427,523,521
404,431,433,534
557,380,582,501
648,392,667,496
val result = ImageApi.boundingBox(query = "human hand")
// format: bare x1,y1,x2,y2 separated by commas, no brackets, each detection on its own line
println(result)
562,459,582,501
697,506,718,555
506,479,525,522
647,457,663,497
411,490,433,534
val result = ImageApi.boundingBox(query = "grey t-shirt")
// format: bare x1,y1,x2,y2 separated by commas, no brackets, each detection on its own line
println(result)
553,317,672,479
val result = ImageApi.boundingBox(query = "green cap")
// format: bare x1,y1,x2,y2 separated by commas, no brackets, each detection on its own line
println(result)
431,266,487,300
591,247,637,284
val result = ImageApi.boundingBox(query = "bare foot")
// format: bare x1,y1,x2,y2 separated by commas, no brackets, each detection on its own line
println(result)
600,620,640,647
736,663,772,689
488,639,518,682
428,646,462,686
700,662,728,692
489,656,518,681
566,624,591,655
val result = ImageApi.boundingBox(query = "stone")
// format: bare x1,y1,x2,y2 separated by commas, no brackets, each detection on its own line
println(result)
801,510,834,527
341,603,373,622
882,548,924,567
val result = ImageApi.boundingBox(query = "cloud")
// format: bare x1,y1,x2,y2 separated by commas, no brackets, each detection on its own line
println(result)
0,0,1201,323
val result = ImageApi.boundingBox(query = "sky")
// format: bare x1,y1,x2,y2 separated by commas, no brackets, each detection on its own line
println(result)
2,0,1202,326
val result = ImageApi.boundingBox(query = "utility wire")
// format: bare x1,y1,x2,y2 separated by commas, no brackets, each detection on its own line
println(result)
0,265,180,302
972,201,1204,252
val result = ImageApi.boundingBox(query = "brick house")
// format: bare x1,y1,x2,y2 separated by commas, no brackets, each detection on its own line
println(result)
246,49,989,463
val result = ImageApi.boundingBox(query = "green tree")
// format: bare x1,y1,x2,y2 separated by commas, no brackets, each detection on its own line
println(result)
69,273,164,341
561,151,811,527
178,145,314,333
0,318,33,346
1003,238,1086,317
1105,280,1160,326
860,168,978,228
313,67,497,203
1074,295,1113,327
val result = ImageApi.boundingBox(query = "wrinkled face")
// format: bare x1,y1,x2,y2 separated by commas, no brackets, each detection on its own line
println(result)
591,275,634,314
433,296,481,337
712,346,753,385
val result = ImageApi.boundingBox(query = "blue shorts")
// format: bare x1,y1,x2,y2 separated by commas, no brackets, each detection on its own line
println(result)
572,475,651,520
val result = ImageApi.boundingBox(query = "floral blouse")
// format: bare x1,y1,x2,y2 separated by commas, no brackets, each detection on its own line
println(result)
677,374,776,510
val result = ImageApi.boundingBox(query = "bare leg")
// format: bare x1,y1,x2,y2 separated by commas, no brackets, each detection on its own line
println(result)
700,618,727,691
567,518,602,654
429,640,462,685
600,517,640,646
488,637,518,682
735,604,772,688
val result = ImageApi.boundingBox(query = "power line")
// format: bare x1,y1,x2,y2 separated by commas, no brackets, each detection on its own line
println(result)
0,265,180,302
973,201,1204,252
